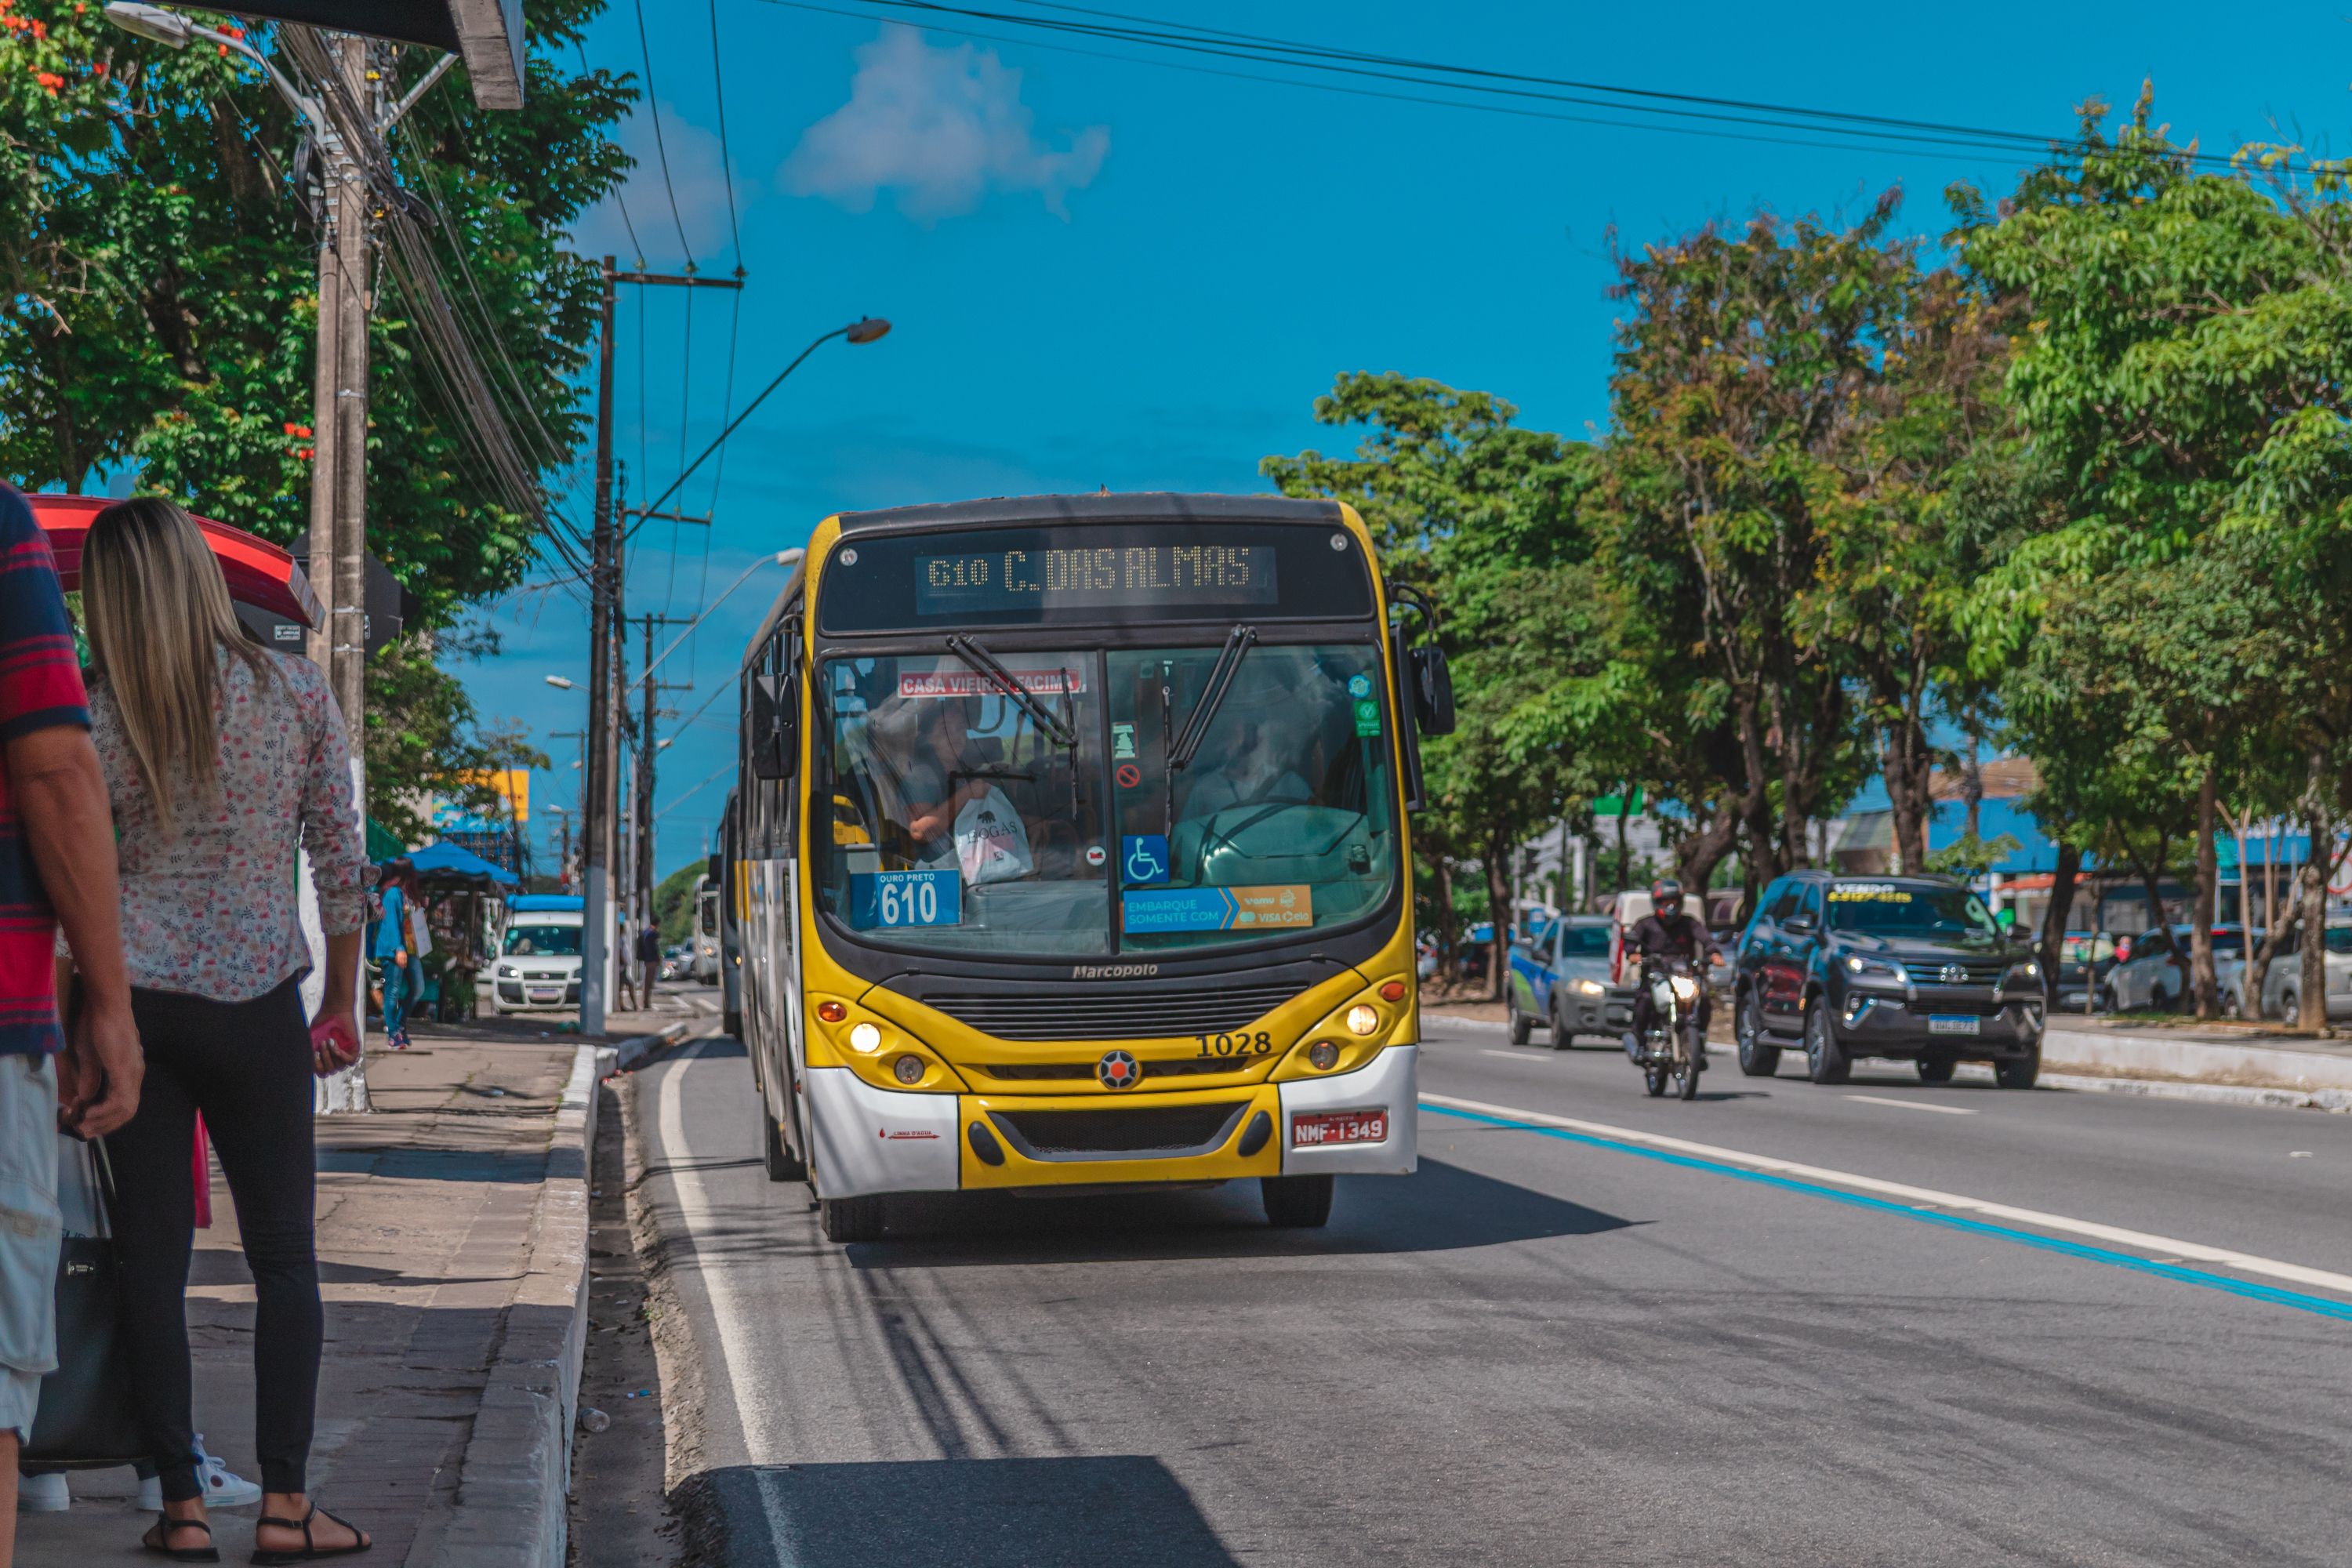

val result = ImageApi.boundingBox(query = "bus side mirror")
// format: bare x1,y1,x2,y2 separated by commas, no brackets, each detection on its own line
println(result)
750,673,797,781
1411,647,1456,735
706,853,722,884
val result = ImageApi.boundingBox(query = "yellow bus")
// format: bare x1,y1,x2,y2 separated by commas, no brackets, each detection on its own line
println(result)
726,493,1453,1242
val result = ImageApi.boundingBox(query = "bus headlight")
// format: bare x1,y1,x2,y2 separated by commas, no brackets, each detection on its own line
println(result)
850,1022,882,1054
1345,1005,1380,1036
1307,1041,1341,1071
894,1054,925,1084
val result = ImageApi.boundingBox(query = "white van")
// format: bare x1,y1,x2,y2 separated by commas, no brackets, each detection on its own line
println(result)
492,895,585,1013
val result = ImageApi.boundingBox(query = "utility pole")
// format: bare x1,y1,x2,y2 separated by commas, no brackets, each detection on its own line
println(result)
582,260,742,1036
301,35,376,1114
637,612,695,986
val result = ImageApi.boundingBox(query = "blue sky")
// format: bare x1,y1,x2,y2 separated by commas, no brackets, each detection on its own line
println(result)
466,0,2352,877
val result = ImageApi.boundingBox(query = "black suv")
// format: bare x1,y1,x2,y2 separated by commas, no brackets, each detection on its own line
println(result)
1730,872,2044,1088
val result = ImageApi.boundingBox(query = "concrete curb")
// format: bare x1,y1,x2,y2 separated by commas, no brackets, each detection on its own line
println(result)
2041,1025,2352,1093
2038,1069,2352,1114
1424,1013,1512,1034
610,1020,691,1073
430,1042,616,1568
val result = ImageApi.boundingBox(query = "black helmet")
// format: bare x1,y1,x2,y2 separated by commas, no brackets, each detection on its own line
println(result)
1651,878,1685,917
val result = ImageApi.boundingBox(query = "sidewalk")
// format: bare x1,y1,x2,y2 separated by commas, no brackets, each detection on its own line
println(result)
16,1014,628,1567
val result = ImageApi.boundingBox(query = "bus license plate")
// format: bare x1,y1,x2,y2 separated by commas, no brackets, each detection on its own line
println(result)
1928,1015,1981,1036
1291,1110,1386,1147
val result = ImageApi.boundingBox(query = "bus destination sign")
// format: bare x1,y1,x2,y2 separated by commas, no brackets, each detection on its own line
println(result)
915,544,1278,616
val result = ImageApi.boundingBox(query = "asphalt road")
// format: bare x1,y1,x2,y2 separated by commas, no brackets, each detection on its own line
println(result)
633,1019,2352,1567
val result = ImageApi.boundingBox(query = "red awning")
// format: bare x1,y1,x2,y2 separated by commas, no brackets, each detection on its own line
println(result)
25,494,321,630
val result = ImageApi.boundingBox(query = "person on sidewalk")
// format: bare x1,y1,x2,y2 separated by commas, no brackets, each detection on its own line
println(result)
637,923,661,1005
371,860,416,1051
69,499,371,1564
0,481,144,1568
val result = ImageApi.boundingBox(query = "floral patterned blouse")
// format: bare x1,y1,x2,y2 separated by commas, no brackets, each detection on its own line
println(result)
70,644,367,1003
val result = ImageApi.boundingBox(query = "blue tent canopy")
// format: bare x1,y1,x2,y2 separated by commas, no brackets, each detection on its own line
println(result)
405,840,519,887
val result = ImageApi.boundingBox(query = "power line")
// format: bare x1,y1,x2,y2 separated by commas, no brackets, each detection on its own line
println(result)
633,0,698,267
709,0,743,264
755,0,2253,174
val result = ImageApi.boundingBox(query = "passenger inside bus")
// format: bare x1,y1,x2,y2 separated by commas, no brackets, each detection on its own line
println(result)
1178,718,1315,822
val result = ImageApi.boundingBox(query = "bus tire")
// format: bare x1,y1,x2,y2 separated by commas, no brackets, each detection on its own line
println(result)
821,1195,886,1243
1261,1174,1334,1229
761,1101,806,1183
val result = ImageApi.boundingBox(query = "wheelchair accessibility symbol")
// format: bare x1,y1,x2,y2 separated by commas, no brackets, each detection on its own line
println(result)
1122,834,1171,885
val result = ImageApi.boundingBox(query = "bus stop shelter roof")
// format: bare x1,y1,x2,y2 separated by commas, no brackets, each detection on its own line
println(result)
225,2,524,109
408,840,519,887
26,493,321,630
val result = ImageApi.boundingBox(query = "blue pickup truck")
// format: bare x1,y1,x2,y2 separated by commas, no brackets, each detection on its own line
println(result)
1507,914,1635,1046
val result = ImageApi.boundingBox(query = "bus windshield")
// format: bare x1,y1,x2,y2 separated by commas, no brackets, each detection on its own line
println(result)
815,643,1397,955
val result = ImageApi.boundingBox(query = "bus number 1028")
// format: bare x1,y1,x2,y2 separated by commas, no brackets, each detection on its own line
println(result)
1196,1031,1274,1058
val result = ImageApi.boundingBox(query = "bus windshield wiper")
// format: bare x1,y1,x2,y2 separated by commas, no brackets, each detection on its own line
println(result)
943,635,1077,749
1168,625,1258,772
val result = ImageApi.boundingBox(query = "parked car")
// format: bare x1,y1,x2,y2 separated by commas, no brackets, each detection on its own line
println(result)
2051,931,2120,1013
490,894,585,1014
2101,925,2246,1012
1507,916,1635,1046
2216,924,2352,1022
1730,872,2045,1087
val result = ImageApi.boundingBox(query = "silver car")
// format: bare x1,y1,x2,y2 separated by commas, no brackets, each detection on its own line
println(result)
2216,925,2352,1022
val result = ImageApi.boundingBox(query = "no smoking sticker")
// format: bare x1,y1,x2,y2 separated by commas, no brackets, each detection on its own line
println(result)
1116,763,1143,789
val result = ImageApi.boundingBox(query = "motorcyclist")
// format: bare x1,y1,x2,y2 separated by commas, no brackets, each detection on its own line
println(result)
1621,879,1723,1069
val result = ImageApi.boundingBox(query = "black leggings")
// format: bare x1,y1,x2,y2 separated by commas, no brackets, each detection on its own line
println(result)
110,978,321,1502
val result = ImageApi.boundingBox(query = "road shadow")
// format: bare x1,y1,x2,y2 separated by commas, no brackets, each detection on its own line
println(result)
841,1157,1635,1268
679,1456,1239,1567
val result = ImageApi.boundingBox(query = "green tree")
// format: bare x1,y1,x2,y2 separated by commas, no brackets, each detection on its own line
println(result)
0,0,632,626
365,633,550,847
1263,373,1596,993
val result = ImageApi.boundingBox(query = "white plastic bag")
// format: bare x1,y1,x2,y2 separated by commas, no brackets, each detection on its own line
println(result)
954,786,1034,886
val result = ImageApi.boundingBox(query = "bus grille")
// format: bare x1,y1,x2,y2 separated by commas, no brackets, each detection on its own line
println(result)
976,1057,1257,1083
991,1102,1249,1156
927,984,1300,1041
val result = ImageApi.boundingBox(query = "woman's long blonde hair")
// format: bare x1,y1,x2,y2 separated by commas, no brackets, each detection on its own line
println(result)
81,497,278,838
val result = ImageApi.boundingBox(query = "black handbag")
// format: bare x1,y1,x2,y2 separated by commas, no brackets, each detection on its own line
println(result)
23,1138,147,1468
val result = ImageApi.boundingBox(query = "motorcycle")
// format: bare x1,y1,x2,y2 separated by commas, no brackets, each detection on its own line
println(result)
1628,954,1705,1101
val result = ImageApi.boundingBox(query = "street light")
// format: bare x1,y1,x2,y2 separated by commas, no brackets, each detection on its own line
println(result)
544,675,576,691
630,549,803,694
631,323,892,524
103,4,329,135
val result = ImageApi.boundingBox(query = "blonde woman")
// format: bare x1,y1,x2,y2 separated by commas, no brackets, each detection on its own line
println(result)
74,499,370,1565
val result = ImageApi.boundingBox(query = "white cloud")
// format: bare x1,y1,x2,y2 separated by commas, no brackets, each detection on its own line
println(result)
783,27,1110,223
573,99,751,267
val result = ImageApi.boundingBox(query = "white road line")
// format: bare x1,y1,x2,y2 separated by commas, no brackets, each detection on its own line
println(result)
656,1041,783,1468
1481,1049,1541,1060
1421,1091,2352,1295
1844,1094,1976,1116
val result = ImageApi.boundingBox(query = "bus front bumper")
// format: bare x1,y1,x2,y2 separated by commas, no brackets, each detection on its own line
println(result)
804,1046,1419,1200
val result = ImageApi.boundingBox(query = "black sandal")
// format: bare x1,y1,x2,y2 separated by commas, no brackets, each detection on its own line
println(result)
250,1504,371,1566
143,1512,222,1563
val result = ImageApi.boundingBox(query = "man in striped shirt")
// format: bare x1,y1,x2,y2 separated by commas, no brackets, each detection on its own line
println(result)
0,481,141,1554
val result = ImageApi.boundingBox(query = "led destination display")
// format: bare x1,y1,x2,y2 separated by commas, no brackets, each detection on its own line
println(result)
915,544,1277,616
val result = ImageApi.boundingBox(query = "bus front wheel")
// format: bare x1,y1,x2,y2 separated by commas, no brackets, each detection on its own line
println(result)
821,1195,886,1243
1261,1174,1334,1229
760,1100,806,1183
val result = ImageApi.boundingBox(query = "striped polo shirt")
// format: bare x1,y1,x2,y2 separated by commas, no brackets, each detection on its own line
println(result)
0,484,90,1056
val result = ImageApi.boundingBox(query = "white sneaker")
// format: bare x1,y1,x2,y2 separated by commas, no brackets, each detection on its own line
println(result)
135,1439,263,1512
17,1471,70,1511
193,1436,263,1508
